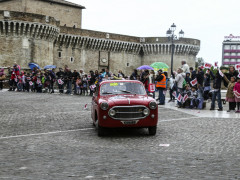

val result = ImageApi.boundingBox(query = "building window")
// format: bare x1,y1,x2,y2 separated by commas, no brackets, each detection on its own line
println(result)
70,57,74,63
58,51,62,58
127,63,129,67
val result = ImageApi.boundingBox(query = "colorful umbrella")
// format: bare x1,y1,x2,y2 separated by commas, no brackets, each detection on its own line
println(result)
150,62,169,69
28,63,41,70
44,65,56,69
137,65,154,70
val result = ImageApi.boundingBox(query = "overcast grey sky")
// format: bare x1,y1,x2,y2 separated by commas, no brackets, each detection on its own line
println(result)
70,0,239,65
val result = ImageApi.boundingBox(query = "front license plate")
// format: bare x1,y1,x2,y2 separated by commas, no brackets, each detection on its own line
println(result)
121,120,139,125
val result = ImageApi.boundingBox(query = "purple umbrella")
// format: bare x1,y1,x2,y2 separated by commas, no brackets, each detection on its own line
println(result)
137,65,154,70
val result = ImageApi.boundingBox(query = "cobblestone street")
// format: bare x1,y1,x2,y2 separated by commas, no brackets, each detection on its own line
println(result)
0,91,240,179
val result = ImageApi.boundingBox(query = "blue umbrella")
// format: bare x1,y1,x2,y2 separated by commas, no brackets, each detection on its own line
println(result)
137,65,154,70
44,65,56,69
28,63,41,70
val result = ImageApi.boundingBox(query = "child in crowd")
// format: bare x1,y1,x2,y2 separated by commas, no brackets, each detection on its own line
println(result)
190,86,198,109
223,75,236,112
233,77,240,113
82,74,88,95
25,73,31,92
22,72,26,91
182,84,192,108
196,84,204,109
30,73,36,92
36,73,42,93
168,74,176,102
76,76,82,95
17,72,23,91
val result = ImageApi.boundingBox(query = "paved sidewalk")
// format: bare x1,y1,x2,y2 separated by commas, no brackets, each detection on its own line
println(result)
163,99,240,119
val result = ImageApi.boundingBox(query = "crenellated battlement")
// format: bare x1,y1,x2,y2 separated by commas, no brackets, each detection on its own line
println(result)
0,11,60,42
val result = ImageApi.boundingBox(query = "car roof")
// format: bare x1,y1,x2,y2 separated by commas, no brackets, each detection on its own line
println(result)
99,80,142,86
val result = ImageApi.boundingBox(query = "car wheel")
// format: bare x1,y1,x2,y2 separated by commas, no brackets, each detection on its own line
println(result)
98,125,105,136
148,126,157,136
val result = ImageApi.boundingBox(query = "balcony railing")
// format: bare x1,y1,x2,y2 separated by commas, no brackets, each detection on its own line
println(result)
223,56,240,59
224,49,240,53
223,61,240,65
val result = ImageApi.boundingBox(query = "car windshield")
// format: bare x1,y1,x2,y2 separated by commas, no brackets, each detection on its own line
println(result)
100,82,146,95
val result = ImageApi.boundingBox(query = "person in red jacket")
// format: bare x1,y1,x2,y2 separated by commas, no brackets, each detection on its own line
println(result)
10,65,20,91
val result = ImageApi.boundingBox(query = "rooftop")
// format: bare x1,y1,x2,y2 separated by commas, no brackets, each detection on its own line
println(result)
0,0,85,9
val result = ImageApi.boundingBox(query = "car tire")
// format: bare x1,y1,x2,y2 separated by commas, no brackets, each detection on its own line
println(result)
148,126,157,136
97,125,105,137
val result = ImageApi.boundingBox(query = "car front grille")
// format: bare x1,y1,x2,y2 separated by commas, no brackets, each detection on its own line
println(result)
109,106,148,120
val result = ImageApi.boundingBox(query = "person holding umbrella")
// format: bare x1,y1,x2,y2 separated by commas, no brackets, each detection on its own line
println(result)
155,69,166,105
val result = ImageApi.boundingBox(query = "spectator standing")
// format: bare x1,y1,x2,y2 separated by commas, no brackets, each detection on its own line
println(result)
49,69,56,93
175,68,185,107
65,68,73,95
223,66,239,87
185,72,191,85
25,73,31,92
130,69,138,80
168,74,176,102
203,71,211,100
89,70,95,96
79,69,85,78
7,67,12,91
148,70,156,98
0,68,5,90
223,75,236,112
196,67,204,86
72,69,80,95
210,70,223,111
155,69,166,105
118,70,125,78
190,67,197,81
181,60,190,73
11,65,20,91
56,68,65,94
233,77,240,113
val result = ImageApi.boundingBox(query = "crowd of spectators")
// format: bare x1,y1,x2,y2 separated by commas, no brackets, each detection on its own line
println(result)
1,61,240,112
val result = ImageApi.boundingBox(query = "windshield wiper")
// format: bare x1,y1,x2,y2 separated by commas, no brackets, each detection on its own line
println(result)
119,90,136,94
102,92,113,94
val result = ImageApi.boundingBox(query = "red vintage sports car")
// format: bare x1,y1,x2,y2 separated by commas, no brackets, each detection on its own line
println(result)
91,80,158,136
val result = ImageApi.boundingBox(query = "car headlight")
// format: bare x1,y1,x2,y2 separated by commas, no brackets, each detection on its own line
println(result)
143,108,150,116
149,101,157,109
100,102,109,110
109,109,116,116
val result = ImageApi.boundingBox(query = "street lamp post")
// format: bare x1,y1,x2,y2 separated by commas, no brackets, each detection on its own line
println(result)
166,23,184,76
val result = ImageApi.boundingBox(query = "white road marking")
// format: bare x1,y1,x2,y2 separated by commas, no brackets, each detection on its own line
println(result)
0,128,94,140
159,116,199,122
0,117,201,140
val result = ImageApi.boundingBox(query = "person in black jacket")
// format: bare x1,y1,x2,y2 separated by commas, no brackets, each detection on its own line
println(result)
72,69,80,95
196,67,204,86
65,68,73,94
190,67,197,81
203,72,211,100
210,70,223,111
49,69,56,93
89,70,95,96
56,68,65,93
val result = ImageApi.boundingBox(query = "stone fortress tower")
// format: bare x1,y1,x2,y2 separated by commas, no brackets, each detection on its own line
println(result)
0,0,200,74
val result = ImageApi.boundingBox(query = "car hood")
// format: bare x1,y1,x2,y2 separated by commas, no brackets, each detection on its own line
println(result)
100,95,154,106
